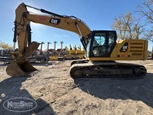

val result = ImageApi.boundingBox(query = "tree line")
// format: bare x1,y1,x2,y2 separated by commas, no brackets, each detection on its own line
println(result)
0,40,12,50
112,0,153,41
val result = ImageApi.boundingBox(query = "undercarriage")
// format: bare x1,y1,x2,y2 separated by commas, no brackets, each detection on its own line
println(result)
70,60,147,79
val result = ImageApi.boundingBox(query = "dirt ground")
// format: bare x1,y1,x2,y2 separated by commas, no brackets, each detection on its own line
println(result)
0,60,153,115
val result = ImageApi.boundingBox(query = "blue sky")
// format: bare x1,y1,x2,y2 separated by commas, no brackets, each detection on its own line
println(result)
0,0,152,50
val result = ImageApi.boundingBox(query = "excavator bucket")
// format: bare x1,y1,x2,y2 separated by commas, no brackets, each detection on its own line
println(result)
6,60,37,77
6,41,40,77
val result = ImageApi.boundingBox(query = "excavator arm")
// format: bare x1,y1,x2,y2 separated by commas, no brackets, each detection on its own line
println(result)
7,2,91,77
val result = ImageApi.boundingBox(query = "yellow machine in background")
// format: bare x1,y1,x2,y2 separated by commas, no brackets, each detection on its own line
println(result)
50,51,65,61
6,3,148,79
62,45,85,59
69,45,80,59
69,45,77,54
50,55,59,61
76,45,85,59
70,45,85,59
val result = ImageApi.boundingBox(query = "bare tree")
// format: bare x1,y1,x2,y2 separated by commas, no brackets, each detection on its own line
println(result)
138,0,153,42
112,11,145,39
0,40,13,49
138,0,153,23
112,16,125,39
123,11,135,39
112,11,135,39
132,20,146,39
144,27,153,42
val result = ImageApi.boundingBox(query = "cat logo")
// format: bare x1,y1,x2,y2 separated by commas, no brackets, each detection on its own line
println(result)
49,18,61,25
120,42,128,52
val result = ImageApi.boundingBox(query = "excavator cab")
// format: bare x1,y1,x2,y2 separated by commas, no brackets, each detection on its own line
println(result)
86,30,117,58
85,30,147,62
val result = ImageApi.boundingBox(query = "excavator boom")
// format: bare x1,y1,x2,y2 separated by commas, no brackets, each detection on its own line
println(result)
16,3,91,50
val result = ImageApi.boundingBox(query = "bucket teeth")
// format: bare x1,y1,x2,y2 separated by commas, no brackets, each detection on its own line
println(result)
6,60,37,77
6,41,40,77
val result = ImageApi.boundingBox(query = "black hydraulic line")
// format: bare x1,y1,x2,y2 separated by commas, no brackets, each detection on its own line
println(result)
40,9,63,17
80,38,86,50
25,3,63,17
27,24,31,46
13,22,17,43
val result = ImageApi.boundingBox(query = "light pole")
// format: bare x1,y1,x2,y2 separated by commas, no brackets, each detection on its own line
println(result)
47,42,51,54
54,41,57,53
40,42,45,54
60,41,64,53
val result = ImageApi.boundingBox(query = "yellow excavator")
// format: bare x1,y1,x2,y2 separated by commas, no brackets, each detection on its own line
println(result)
6,3,148,78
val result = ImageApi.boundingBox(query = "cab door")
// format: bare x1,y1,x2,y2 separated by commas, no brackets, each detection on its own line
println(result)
89,31,117,57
